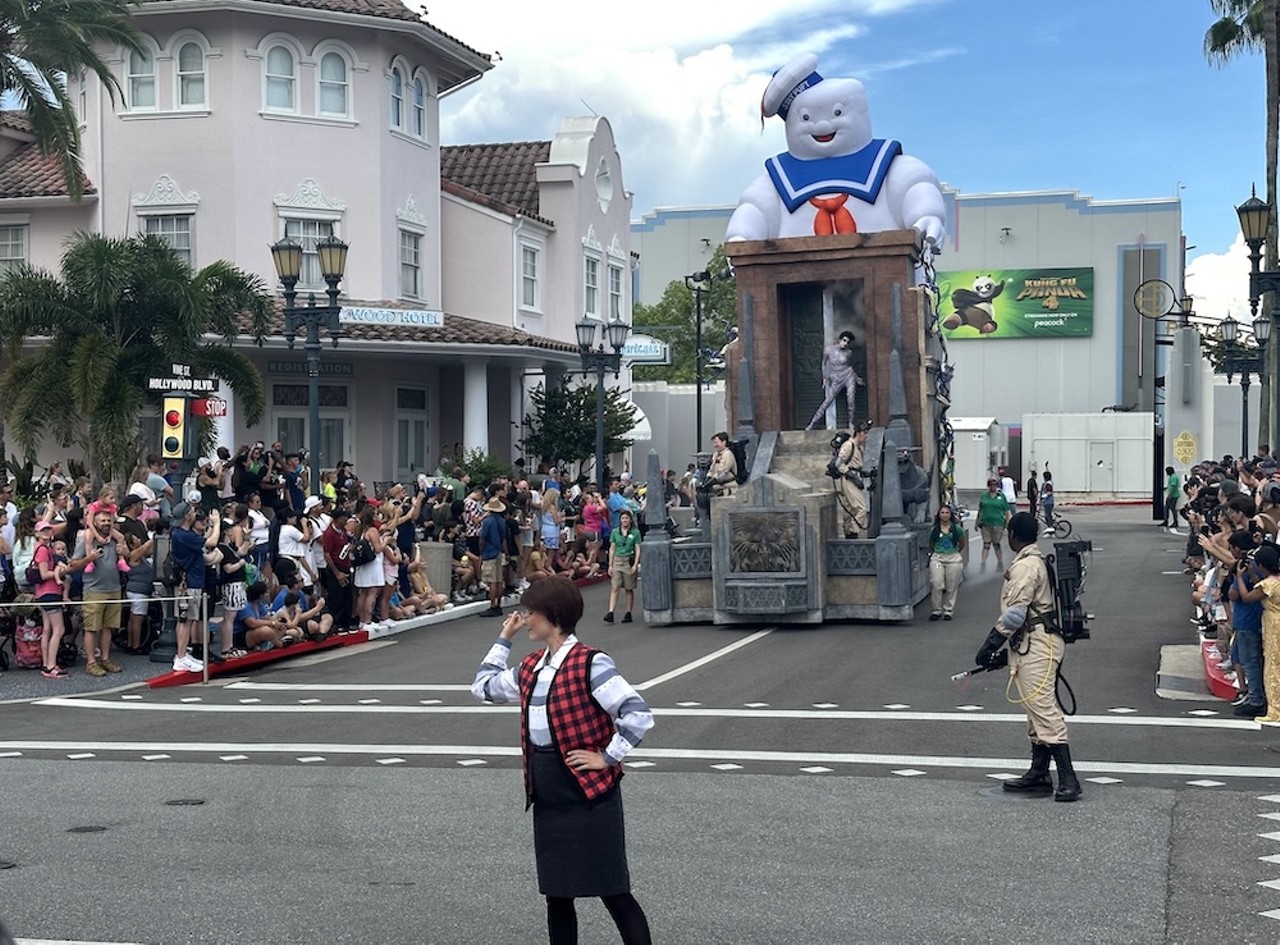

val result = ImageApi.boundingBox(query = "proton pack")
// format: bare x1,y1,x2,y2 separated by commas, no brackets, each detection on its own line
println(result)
1046,539,1092,643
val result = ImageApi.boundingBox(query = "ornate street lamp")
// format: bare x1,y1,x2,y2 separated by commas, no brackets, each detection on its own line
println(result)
271,234,349,495
576,314,630,491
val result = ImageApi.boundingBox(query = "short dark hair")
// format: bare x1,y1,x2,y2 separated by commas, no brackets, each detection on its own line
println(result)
284,590,300,607
1165,466,1175,475
1227,494,1257,517
1007,511,1039,543
1228,530,1257,551
838,330,854,343
247,581,268,602
1258,543,1280,573
519,576,583,635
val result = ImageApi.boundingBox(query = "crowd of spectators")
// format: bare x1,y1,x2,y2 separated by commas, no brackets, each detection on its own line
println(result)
1,441,668,678
1174,447,1280,721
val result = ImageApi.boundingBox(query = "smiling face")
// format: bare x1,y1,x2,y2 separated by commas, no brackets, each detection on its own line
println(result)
784,77,872,160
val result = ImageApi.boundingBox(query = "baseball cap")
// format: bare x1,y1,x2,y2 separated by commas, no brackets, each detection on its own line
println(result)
120,494,143,510
304,495,322,511
35,520,54,532
197,456,212,468
1220,478,1241,496
185,490,202,505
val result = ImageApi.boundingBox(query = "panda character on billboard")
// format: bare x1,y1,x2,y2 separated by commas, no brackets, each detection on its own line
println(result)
942,275,1004,334
725,53,946,248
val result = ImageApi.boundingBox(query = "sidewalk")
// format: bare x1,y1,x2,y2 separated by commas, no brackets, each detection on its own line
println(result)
1,575,609,699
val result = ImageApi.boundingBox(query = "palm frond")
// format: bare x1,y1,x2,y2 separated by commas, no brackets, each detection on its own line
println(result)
194,343,266,424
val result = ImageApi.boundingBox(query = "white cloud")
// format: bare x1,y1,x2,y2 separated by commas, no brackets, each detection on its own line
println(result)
424,0,957,215
1185,235,1254,328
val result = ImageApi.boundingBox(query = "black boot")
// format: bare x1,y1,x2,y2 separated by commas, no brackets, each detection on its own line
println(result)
1002,743,1053,794
1050,743,1082,802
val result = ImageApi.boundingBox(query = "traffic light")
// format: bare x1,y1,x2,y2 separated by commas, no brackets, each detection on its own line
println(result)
162,396,188,460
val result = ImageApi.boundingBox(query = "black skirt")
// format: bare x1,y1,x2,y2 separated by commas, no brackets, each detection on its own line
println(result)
530,748,631,898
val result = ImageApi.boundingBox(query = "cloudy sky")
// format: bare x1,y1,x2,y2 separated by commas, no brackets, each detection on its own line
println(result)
424,0,1264,322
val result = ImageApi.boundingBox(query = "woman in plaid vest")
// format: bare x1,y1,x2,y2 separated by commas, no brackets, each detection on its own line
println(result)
472,576,655,944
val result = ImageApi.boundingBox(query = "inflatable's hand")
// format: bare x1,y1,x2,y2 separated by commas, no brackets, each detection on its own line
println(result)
916,215,945,251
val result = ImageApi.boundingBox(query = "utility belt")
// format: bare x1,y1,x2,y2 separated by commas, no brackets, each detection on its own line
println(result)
1011,606,1059,646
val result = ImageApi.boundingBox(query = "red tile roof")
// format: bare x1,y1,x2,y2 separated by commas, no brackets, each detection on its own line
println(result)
0,111,33,136
440,178,554,228
243,301,576,354
440,141,552,219
0,142,95,200
140,1,490,62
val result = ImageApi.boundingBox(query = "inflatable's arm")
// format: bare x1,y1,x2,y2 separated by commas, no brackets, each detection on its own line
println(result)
883,155,946,249
725,173,783,242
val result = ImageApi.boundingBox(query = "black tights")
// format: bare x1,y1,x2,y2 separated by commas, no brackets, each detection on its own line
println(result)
546,893,651,945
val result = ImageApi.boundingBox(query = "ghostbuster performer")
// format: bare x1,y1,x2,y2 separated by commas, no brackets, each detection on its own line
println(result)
833,421,871,538
974,512,1081,802
704,432,738,497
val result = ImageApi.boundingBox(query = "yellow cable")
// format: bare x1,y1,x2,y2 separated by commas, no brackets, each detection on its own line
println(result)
1004,630,1057,706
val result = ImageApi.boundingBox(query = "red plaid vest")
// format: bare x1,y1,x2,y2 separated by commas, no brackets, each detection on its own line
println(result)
517,643,622,807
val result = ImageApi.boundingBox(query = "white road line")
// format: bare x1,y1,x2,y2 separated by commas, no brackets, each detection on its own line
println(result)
18,940,150,944
30,697,1265,730
226,682,473,691
632,628,774,690
2,739,1280,779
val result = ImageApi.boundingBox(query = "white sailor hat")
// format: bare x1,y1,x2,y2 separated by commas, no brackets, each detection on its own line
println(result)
761,52,822,121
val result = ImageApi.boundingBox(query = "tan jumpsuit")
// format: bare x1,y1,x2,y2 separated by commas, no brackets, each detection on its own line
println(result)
835,436,868,537
707,446,738,497
998,543,1066,744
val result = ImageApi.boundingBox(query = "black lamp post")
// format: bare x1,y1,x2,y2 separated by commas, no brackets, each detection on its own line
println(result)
684,269,718,452
270,234,349,496
1220,312,1271,459
576,314,630,492
1237,187,1280,450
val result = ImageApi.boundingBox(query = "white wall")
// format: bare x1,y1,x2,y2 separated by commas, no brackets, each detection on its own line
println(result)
1022,413,1154,497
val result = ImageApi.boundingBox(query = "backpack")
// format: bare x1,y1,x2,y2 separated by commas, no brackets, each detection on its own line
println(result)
15,619,42,669
12,537,35,590
729,439,750,485
350,537,376,567
161,548,181,587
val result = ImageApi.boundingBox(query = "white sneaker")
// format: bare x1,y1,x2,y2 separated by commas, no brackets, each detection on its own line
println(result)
176,654,204,673
378,619,395,629
441,602,455,610
517,579,530,591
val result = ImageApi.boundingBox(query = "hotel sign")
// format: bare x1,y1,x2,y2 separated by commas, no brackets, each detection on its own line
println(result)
338,307,445,328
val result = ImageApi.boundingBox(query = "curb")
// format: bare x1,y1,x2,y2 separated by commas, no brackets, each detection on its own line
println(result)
1200,639,1237,701
144,573,611,688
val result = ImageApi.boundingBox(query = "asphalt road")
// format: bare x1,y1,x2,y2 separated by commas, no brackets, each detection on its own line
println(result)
2,506,1279,944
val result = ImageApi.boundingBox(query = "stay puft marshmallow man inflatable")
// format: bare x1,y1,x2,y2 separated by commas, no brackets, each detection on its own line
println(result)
725,53,946,249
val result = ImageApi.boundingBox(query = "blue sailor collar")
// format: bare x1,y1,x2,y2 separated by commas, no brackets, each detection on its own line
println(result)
765,138,903,213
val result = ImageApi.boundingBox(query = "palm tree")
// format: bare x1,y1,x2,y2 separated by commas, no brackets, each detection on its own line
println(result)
0,0,143,199
0,232,274,483
1206,0,1279,449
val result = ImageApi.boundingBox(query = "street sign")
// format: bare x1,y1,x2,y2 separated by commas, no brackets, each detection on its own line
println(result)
190,397,228,419
147,363,218,392
623,333,671,365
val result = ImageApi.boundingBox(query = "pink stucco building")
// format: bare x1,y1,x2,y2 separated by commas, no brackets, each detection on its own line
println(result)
0,0,636,483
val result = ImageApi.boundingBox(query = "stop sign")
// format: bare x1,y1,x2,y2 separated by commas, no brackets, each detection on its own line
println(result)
190,397,228,418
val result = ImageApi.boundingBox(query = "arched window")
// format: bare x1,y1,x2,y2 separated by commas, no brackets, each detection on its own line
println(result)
389,65,405,129
318,51,348,116
127,47,155,110
265,44,295,111
411,76,426,138
176,41,206,108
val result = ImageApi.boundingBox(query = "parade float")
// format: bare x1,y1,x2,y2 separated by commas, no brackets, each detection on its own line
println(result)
642,53,953,624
